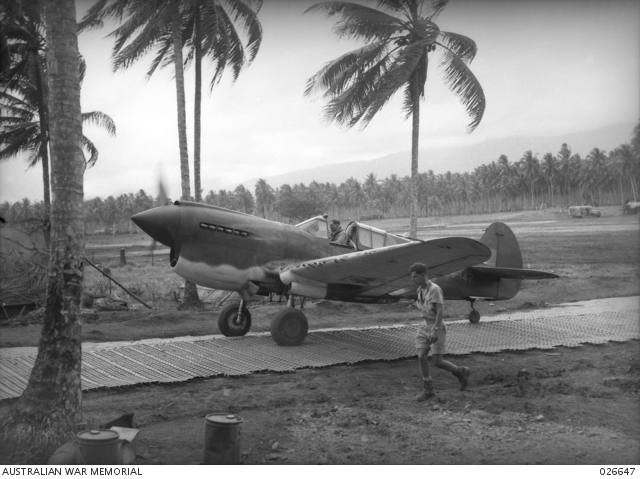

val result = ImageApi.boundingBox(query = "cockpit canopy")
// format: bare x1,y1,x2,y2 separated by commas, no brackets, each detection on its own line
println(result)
296,216,411,251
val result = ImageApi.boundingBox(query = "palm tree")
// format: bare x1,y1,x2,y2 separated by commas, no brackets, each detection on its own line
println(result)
540,152,559,206
363,172,381,218
182,0,262,202
0,0,85,461
557,143,572,205
584,148,608,206
233,184,254,213
81,0,206,308
305,0,485,237
80,0,191,199
612,143,639,202
345,177,366,220
254,178,275,218
1,6,116,242
520,150,540,209
1,1,51,211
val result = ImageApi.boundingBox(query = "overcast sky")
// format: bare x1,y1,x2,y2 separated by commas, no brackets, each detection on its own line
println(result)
1,0,639,204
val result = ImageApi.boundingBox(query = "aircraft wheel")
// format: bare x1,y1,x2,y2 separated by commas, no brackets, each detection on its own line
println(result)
218,302,252,337
270,308,308,346
468,309,481,324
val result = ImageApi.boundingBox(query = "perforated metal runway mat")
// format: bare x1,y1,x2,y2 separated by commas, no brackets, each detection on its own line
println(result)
1,296,638,400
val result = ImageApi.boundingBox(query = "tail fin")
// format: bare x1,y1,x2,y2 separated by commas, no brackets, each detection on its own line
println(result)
478,222,522,268
474,222,522,300
471,222,558,300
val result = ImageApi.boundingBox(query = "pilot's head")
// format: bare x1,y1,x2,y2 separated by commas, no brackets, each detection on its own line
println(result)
330,219,340,231
409,263,428,285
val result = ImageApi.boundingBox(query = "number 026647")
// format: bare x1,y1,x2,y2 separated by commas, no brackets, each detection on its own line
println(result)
600,468,635,476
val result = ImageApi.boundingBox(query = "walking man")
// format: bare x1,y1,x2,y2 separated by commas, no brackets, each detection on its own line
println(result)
410,262,470,401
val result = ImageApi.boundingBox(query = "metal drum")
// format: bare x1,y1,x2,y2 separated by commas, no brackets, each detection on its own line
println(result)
77,429,120,465
203,413,243,465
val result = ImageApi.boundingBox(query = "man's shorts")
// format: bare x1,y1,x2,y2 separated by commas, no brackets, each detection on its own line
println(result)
415,323,446,355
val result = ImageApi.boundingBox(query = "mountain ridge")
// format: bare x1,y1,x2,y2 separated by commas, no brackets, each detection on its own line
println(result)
234,121,635,190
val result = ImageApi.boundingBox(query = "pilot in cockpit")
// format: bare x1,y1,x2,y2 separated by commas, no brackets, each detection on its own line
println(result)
329,219,349,245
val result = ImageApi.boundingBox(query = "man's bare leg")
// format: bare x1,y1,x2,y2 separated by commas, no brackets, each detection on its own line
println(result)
416,348,436,401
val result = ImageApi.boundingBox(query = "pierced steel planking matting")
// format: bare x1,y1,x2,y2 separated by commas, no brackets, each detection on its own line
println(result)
0,296,638,400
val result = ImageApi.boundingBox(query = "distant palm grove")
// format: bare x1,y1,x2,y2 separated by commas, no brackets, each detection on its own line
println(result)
2,125,639,235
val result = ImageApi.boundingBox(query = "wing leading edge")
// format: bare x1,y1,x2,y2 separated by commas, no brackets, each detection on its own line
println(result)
279,237,491,300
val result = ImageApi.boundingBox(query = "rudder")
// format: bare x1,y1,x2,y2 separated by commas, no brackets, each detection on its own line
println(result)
478,222,522,300
479,222,523,268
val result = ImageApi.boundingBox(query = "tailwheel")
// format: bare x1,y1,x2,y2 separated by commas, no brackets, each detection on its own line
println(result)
270,307,308,346
218,301,252,337
467,298,480,323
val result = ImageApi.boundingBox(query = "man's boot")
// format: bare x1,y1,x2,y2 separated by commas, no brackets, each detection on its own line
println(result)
415,380,436,401
454,366,471,391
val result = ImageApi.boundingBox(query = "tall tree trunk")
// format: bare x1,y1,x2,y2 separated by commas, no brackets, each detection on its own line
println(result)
172,12,190,201
33,55,51,246
409,80,420,238
172,10,202,310
193,5,202,203
0,0,85,463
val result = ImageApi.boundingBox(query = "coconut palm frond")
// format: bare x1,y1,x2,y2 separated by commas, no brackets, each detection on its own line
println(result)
147,31,174,79
0,128,39,162
323,56,392,127
0,26,10,77
113,14,172,72
110,2,174,69
0,94,37,116
425,0,450,20
77,0,113,32
439,49,485,132
25,144,42,168
438,31,477,63
304,40,389,98
360,40,428,126
224,0,263,63
83,136,99,168
215,6,248,83
305,2,405,42
82,111,117,136
319,45,399,126
77,54,87,85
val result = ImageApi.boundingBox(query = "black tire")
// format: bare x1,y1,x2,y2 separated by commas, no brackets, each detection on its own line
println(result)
270,308,308,346
468,309,481,324
217,302,252,337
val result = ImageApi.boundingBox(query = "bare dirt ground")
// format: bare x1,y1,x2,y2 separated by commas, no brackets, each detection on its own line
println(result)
1,207,639,465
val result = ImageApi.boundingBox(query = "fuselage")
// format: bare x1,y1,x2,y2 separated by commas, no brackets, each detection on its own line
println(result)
134,202,355,295
132,202,521,303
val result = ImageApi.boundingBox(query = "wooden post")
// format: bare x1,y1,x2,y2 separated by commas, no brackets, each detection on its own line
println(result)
119,248,126,266
83,257,153,309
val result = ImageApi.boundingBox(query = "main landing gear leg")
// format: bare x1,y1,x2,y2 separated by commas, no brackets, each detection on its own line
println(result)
468,299,481,324
271,293,309,346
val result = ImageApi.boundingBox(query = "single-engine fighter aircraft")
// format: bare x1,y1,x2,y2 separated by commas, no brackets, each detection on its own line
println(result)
132,202,558,346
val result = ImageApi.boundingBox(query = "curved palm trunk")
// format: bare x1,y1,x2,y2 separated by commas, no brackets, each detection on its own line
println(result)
172,11,201,310
409,80,421,238
0,0,85,462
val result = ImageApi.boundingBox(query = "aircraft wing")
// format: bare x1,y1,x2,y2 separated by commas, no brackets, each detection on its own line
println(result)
470,265,559,280
279,237,491,299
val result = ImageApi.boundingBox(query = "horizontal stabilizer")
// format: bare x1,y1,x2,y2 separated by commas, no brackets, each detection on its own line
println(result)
470,265,559,280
